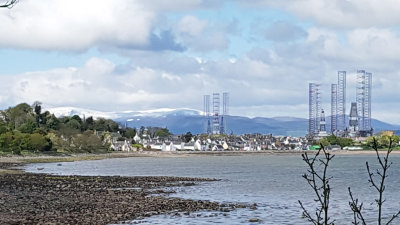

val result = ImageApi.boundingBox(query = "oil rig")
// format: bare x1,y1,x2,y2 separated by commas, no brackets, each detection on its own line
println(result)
204,92,229,135
309,70,372,138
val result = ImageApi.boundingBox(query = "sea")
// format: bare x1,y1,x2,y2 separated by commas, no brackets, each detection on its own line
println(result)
24,153,400,225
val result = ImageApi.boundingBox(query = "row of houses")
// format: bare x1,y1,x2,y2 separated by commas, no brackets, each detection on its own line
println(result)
102,131,312,152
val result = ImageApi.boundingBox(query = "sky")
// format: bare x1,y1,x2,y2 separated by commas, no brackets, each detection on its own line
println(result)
0,0,400,124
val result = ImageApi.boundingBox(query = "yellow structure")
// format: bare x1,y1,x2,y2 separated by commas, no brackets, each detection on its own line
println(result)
381,130,395,136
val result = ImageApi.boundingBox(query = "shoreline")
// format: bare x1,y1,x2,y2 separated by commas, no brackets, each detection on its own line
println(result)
0,149,395,173
0,149,395,224
0,161,242,224
1,149,397,166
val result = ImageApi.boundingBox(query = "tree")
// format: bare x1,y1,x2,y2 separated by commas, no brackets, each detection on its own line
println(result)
46,114,60,130
318,138,330,147
0,120,7,135
66,119,81,130
156,128,171,138
326,135,338,146
0,0,17,8
183,132,193,143
5,103,35,129
337,137,353,148
84,116,94,130
28,133,52,152
299,146,335,225
18,120,37,134
71,115,82,124
72,130,104,153
123,128,137,138
32,101,42,125
300,138,400,225
348,137,400,225
93,118,119,132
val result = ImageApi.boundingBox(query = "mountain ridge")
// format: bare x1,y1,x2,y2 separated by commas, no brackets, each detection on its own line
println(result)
46,107,400,136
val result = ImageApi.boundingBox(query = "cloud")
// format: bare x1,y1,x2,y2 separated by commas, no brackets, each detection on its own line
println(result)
174,15,231,51
0,0,156,51
176,15,208,36
2,0,400,125
0,55,308,116
264,21,307,42
0,0,217,51
241,0,400,28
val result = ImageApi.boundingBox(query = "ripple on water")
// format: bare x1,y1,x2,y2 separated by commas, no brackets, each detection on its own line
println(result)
25,154,400,224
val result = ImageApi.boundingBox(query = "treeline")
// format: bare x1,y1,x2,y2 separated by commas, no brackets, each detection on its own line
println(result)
0,102,132,154
316,134,400,149
316,135,354,148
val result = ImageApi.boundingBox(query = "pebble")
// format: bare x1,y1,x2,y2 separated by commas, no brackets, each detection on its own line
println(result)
0,166,240,225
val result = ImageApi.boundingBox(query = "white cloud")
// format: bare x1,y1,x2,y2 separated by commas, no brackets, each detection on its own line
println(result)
242,0,400,28
0,0,220,51
174,15,231,51
176,15,208,36
0,0,156,51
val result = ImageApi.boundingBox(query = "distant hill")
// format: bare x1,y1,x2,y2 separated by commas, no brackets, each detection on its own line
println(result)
47,107,400,136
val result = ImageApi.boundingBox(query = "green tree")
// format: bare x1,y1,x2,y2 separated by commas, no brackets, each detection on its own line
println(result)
183,132,193,143
83,116,94,130
0,120,7,135
28,133,52,152
379,135,400,148
326,134,338,145
32,101,42,125
337,137,354,148
18,120,37,134
123,128,137,138
93,118,119,132
71,115,82,124
72,130,104,153
46,114,60,130
156,128,171,138
33,127,48,135
66,119,81,130
318,138,330,147
4,103,35,130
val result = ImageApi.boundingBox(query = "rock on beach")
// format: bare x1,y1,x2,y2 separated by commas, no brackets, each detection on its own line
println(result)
0,163,235,224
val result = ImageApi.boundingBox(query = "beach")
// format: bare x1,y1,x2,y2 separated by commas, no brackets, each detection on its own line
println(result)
0,153,241,224
1,150,398,224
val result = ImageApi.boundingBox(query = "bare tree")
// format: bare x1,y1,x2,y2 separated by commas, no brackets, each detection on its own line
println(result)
0,0,18,8
348,137,400,225
299,146,335,225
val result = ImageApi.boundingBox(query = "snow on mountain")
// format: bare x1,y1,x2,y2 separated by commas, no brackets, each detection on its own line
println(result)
45,107,203,119
44,106,400,136
45,107,118,119
129,108,203,117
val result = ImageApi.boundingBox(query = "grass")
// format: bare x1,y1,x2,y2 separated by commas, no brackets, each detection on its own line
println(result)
19,152,142,164
0,169,23,175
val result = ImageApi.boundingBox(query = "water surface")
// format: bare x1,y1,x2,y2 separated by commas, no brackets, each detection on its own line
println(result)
25,153,400,224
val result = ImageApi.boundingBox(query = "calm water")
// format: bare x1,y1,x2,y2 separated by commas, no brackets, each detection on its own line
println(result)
25,154,400,224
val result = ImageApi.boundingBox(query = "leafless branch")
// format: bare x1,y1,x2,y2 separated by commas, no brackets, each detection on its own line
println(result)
299,145,335,225
348,187,367,225
348,137,399,225
0,0,18,8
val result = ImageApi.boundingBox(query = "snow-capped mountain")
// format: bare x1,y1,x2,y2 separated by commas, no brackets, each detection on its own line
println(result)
45,107,118,119
45,107,400,136
46,107,203,119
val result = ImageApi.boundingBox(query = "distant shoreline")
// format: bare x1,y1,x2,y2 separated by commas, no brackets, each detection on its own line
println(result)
1,149,398,165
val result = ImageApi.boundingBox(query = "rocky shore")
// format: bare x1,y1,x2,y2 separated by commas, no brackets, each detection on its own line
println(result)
0,163,238,224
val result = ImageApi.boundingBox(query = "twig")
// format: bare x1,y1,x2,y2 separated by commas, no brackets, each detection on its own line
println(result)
299,145,335,225
348,137,400,225
0,0,18,8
